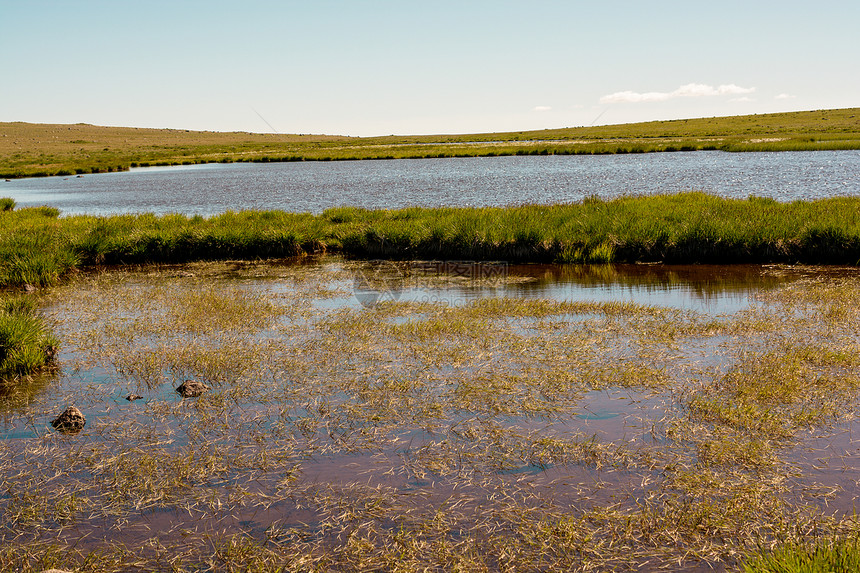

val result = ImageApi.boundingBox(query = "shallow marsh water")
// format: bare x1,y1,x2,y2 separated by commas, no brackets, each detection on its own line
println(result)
3,258,860,571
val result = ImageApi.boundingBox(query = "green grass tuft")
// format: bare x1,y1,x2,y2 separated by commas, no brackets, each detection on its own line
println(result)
742,539,860,573
0,300,58,380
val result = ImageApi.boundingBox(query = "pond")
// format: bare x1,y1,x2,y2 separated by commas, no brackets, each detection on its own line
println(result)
3,150,860,216
2,258,860,571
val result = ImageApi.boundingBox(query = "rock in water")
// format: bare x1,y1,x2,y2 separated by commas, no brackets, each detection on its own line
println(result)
126,393,143,401
44,344,58,362
51,406,86,433
176,380,210,398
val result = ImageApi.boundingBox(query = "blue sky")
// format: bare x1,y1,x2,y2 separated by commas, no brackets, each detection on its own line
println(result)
2,0,858,136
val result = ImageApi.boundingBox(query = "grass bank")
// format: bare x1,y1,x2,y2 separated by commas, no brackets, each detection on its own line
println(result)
3,192,860,291
2,108,859,178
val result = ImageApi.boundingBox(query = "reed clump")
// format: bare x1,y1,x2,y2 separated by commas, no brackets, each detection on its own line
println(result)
0,294,58,380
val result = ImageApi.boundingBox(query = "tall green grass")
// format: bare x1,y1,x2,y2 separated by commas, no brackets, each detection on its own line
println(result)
742,539,860,572
4,192,860,292
0,295,58,380
327,193,860,265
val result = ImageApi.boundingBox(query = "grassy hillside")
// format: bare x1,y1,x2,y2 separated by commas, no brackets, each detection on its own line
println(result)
1,108,859,178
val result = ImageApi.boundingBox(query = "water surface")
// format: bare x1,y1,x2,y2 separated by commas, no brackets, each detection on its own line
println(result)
3,150,859,216
3,259,860,572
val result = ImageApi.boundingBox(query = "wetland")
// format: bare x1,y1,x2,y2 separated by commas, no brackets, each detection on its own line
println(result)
3,258,860,571
3,114,860,569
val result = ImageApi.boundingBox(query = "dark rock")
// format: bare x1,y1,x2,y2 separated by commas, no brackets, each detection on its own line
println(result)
126,393,143,401
44,345,58,362
176,380,210,398
51,406,86,433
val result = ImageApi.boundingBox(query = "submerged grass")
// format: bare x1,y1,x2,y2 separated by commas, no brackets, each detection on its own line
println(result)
0,262,858,570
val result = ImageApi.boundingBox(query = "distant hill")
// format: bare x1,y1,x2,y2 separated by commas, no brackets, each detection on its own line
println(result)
2,108,858,178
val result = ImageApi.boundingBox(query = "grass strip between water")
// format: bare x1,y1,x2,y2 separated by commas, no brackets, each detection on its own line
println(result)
3,192,860,292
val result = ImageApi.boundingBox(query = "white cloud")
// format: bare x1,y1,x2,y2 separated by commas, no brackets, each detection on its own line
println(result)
775,93,796,100
730,96,755,102
599,83,756,104
533,106,552,112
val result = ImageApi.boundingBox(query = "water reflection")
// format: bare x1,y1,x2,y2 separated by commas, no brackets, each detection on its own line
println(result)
349,260,827,314
0,370,57,437
505,263,803,313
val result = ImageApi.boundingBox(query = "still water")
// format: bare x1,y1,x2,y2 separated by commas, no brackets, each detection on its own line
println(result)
3,258,860,571
3,150,859,216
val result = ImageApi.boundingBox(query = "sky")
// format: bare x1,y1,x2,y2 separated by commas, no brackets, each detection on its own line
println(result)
2,0,859,137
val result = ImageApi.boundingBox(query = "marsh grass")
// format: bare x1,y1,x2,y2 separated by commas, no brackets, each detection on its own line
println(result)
0,292,58,381
2,262,860,571
6,193,860,295
741,538,860,572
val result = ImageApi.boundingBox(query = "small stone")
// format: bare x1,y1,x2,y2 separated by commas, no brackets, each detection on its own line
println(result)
126,393,143,401
176,380,210,398
51,406,86,433
44,345,58,362
23,283,37,293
